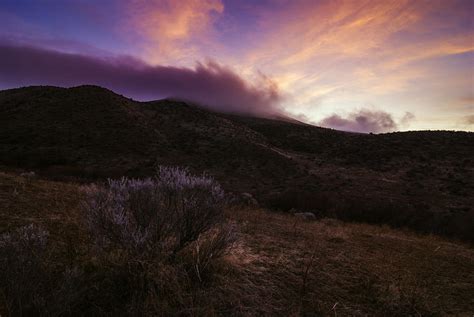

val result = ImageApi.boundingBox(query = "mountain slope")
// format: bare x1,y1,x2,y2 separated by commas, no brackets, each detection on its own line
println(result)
1,85,473,241
0,85,302,190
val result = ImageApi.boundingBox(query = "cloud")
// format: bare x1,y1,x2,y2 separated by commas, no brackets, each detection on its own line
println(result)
0,1,471,131
0,42,281,116
129,0,223,41
246,0,427,66
237,0,473,131
465,115,474,125
400,112,416,127
125,0,224,63
318,109,406,133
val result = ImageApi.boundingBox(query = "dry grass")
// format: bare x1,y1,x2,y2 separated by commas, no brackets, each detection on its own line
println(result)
0,172,473,316
0,172,85,244
225,208,474,315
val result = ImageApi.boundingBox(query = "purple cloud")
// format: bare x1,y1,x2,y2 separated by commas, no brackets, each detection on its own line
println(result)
0,42,281,116
318,109,410,133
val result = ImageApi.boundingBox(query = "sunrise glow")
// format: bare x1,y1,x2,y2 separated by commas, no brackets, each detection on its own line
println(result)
1,0,473,132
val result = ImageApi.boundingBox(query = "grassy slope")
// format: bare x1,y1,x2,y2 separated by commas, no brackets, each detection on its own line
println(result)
1,172,472,316
0,86,303,190
1,86,473,243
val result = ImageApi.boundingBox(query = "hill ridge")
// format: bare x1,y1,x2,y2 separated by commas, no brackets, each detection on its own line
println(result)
1,85,473,242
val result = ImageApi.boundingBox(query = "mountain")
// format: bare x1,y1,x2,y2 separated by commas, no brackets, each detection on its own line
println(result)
1,85,473,241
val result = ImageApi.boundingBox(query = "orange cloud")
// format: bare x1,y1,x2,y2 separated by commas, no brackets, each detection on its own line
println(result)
243,0,471,79
382,34,474,70
245,0,427,67
233,0,473,131
115,0,472,131
126,0,224,64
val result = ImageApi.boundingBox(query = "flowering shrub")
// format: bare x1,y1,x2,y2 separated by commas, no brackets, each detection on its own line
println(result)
0,167,236,315
82,166,229,259
82,178,163,255
80,166,235,313
155,166,227,254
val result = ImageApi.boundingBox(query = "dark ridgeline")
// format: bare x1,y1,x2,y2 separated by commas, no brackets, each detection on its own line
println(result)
1,85,473,241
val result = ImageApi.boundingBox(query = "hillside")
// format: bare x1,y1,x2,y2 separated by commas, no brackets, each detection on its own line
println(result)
0,172,473,316
1,85,473,241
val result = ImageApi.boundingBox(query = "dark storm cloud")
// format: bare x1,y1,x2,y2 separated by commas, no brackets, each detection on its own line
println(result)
0,42,281,116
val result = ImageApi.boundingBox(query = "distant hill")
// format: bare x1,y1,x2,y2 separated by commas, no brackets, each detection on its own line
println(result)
1,85,473,241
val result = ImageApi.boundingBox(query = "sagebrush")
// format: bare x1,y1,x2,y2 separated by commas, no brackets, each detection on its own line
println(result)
0,166,235,316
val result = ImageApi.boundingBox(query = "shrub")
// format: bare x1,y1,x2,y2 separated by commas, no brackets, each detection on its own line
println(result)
187,223,237,283
82,166,229,259
0,224,82,316
0,167,235,315
81,166,235,313
156,166,228,255
0,224,50,315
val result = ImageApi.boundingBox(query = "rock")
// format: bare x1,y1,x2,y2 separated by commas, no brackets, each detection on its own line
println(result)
241,192,258,206
20,171,36,180
294,212,316,221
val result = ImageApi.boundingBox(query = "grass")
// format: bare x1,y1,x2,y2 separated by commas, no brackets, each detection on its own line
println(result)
1,172,473,316
1,86,473,243
227,208,474,315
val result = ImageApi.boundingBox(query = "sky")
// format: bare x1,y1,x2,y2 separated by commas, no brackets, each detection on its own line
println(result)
0,0,473,133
